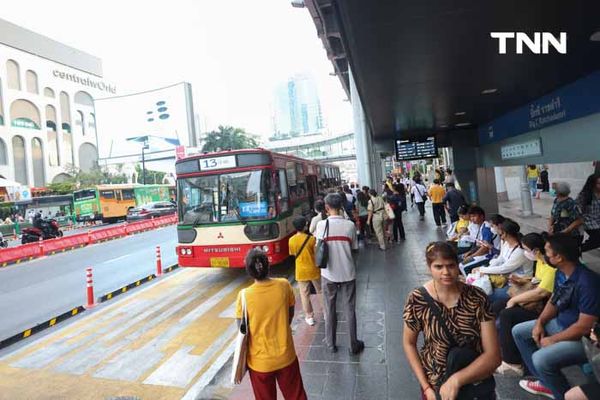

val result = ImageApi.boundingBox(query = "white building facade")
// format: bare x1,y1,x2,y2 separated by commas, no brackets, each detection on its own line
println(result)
0,18,115,187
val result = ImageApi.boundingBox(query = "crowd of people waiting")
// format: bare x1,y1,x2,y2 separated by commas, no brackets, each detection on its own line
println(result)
231,169,600,400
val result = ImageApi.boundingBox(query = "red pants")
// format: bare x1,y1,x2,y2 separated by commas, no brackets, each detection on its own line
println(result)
249,358,307,400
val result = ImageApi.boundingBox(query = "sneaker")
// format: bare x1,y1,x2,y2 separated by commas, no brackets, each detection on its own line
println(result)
519,380,554,399
305,316,315,326
495,361,524,377
326,345,338,353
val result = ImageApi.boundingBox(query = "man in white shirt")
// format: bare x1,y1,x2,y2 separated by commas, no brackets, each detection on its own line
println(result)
315,193,364,355
411,178,427,220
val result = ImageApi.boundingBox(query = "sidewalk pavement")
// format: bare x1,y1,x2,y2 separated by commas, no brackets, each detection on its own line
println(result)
225,204,538,400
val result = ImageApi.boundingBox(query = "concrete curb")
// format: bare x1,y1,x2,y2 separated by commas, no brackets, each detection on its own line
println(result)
0,263,180,351
99,264,180,302
0,306,85,351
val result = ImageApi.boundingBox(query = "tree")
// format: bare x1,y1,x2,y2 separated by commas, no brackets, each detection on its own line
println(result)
134,164,166,184
201,125,259,152
58,164,128,188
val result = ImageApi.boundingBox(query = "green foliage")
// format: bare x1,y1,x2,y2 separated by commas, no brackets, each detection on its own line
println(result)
201,125,259,153
61,164,129,188
134,164,166,184
47,182,76,194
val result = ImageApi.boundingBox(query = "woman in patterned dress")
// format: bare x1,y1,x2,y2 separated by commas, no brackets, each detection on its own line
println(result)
403,242,501,400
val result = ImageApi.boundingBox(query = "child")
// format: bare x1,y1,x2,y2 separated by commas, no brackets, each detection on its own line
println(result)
288,216,323,326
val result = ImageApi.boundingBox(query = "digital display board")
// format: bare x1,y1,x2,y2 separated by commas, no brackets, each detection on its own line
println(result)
395,136,438,161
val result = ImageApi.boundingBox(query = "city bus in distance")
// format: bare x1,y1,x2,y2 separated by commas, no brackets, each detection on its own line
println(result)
73,184,175,223
175,148,341,268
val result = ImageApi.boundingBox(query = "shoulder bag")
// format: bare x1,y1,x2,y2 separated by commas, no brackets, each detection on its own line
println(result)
315,219,329,269
418,287,496,400
384,202,395,220
231,289,249,384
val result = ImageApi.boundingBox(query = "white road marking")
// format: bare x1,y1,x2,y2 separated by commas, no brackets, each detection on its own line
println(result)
181,341,236,400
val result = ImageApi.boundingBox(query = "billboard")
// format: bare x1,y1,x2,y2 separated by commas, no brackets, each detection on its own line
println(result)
94,82,196,165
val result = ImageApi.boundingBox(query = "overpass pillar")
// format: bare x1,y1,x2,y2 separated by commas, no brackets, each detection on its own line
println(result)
349,67,374,188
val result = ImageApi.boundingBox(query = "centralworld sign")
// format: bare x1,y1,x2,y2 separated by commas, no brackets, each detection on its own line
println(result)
53,70,116,94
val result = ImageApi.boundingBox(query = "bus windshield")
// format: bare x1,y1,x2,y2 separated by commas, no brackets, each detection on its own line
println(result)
178,169,275,225
73,189,96,201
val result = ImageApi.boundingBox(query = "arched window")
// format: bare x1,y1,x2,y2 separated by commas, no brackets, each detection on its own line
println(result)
10,99,41,129
63,131,74,166
46,105,59,166
74,91,94,107
6,60,20,90
44,87,55,98
76,110,85,135
88,112,96,136
60,91,71,132
25,70,39,94
12,136,27,184
52,173,71,183
0,78,4,125
78,143,98,172
32,138,45,187
0,138,7,165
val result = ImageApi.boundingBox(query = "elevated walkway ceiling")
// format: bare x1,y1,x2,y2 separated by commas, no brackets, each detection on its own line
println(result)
305,0,600,143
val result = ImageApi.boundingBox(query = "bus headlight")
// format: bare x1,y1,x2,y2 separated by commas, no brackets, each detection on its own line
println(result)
262,245,269,253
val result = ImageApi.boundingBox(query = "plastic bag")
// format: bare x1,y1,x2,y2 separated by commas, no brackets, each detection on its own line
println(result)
466,272,493,295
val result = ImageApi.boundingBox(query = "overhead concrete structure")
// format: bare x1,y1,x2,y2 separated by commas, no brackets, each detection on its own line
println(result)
304,0,600,210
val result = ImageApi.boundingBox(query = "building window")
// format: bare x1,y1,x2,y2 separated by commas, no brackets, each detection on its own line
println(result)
10,99,41,129
60,91,71,130
88,112,96,135
44,87,55,98
25,70,39,94
0,78,4,125
76,110,85,135
63,131,74,165
78,143,98,172
6,60,20,90
32,138,45,187
74,91,94,107
12,136,28,184
0,138,7,165
46,105,59,166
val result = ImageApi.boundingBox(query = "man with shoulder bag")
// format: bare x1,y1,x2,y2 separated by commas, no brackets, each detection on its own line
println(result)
315,193,364,355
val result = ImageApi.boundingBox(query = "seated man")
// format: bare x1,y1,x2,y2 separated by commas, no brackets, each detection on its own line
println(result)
513,234,600,400
459,206,495,274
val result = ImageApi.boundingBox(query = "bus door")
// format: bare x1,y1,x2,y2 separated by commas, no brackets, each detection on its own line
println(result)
306,175,317,210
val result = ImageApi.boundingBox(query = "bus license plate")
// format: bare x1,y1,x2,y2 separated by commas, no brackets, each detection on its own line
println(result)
210,257,230,268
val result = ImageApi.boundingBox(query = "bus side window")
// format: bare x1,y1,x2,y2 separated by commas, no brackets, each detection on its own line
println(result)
277,169,289,214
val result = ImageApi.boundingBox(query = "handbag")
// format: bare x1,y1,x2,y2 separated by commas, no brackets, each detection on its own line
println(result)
315,219,329,269
418,287,496,399
231,289,249,384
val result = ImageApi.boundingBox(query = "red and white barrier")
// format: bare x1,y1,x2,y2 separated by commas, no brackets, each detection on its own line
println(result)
85,267,96,309
156,245,162,276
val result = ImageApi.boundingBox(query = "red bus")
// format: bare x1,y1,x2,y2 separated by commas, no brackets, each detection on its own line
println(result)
175,148,341,268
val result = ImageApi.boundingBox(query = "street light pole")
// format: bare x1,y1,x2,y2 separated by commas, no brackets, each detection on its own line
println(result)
141,142,149,185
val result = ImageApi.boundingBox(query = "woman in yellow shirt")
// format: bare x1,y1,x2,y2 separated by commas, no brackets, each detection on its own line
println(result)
495,233,557,376
289,216,323,326
527,165,540,198
236,249,307,399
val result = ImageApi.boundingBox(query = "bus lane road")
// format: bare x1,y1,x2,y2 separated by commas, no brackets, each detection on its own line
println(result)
0,225,178,341
0,263,296,400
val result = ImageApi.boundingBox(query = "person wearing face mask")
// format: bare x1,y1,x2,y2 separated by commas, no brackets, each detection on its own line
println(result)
474,220,532,304
494,233,557,377
513,234,600,400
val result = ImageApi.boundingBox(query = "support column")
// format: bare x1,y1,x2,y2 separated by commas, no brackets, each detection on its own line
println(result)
349,67,374,188
494,166,509,202
519,166,534,217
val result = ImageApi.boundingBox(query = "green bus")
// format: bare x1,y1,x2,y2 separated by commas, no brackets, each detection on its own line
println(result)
73,184,175,223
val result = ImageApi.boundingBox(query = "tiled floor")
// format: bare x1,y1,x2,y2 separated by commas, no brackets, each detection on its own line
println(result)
224,196,600,400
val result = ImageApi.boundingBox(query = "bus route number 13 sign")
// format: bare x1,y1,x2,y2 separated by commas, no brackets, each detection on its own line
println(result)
199,155,237,171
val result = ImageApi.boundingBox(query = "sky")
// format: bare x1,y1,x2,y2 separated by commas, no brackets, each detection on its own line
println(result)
1,0,352,142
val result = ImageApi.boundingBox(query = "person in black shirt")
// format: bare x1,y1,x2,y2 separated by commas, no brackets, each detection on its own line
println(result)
388,184,407,242
442,182,467,223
